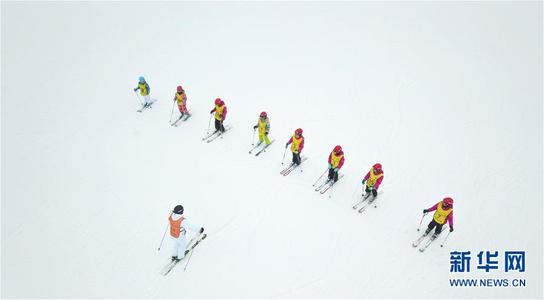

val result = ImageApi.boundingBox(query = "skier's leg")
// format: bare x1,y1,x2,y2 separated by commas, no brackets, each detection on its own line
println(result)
258,133,264,144
434,223,444,236
426,220,437,234
333,171,339,182
214,119,220,131
177,235,188,259
144,95,151,106
264,134,270,145
372,189,378,198
295,153,301,165
365,185,371,195
171,237,179,259
220,121,225,132
328,168,334,180
291,152,296,164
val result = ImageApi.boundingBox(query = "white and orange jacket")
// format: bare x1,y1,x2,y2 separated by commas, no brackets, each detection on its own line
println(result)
168,213,201,239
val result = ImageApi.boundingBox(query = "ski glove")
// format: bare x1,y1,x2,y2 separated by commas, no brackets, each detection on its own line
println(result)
265,131,269,135
199,227,205,234
334,168,339,173
328,163,332,169
210,110,214,114
133,88,138,92
449,227,454,232
362,180,366,185
253,125,258,129
285,143,289,148
423,209,429,214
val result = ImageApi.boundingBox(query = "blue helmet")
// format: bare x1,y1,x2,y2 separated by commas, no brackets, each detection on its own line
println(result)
139,76,145,83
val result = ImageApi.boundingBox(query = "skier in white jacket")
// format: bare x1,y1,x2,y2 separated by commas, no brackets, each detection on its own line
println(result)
168,205,204,262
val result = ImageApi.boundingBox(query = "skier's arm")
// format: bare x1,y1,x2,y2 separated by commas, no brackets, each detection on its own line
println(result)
298,138,304,152
446,212,453,229
328,153,333,165
373,174,383,190
362,172,370,183
222,107,227,120
181,219,203,233
425,203,439,212
210,107,216,114
146,83,150,93
286,137,293,145
265,120,270,133
337,156,345,169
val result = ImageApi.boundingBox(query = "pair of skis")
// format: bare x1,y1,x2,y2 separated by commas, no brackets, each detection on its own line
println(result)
280,157,308,176
412,231,440,252
160,233,207,276
352,192,378,213
412,227,447,252
248,140,275,156
137,100,156,113
202,125,232,143
170,113,192,126
314,174,344,195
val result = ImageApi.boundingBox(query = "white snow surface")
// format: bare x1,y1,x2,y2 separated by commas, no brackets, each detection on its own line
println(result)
1,2,542,299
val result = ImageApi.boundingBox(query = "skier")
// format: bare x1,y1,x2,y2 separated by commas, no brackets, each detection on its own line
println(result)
422,197,454,238
173,85,190,118
168,205,204,262
253,111,271,145
285,128,304,165
133,76,152,107
210,98,227,133
327,145,345,182
361,163,384,199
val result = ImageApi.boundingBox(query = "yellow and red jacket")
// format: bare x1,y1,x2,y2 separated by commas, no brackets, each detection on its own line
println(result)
328,150,345,169
211,104,227,121
287,134,304,153
363,168,384,190
174,91,187,105
426,201,454,227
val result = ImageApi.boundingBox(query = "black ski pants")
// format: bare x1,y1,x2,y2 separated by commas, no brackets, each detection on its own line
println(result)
328,168,339,182
214,119,225,132
426,220,444,235
292,152,301,165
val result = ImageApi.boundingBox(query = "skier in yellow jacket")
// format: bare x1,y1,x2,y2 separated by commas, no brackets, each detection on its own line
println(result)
253,111,271,145
210,98,227,133
362,163,384,199
285,128,304,165
422,198,454,238
133,76,152,107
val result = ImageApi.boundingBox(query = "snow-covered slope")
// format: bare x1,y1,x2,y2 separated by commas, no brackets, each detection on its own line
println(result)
2,2,542,298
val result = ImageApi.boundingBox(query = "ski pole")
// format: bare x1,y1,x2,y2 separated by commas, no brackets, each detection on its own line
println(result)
281,146,287,165
440,231,452,247
206,113,213,134
157,220,169,251
417,212,428,231
251,128,256,146
183,246,195,271
312,168,328,186
134,90,143,105
169,100,176,123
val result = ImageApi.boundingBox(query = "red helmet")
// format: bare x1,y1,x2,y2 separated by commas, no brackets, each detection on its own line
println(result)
334,145,342,153
260,111,267,118
295,128,303,136
373,163,382,170
215,98,222,106
443,197,454,206
177,86,183,92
